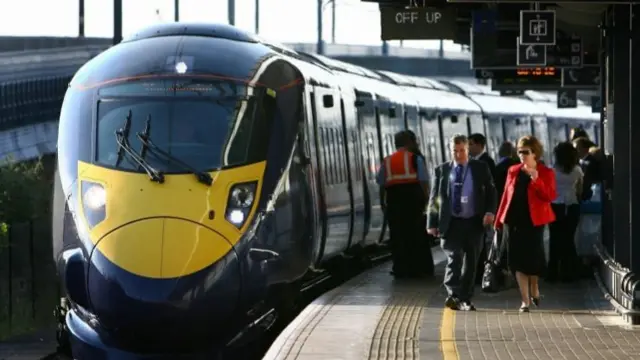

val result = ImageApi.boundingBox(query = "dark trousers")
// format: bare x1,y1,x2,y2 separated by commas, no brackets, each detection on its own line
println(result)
548,203,581,281
386,186,431,276
441,216,484,301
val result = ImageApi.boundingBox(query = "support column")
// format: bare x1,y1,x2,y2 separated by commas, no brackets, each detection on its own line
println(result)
79,0,85,37
255,0,260,34
611,4,631,267
601,11,613,255
317,0,324,55
174,0,179,22
113,0,122,45
630,5,640,272
228,0,235,26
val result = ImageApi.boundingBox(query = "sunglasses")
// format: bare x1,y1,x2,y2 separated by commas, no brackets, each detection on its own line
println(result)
518,149,531,155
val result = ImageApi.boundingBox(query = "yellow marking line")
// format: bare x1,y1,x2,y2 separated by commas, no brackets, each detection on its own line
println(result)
439,307,459,360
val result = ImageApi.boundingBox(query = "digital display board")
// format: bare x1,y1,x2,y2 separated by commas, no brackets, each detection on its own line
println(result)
492,67,562,90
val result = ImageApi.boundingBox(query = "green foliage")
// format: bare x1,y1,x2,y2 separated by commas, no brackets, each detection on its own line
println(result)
0,155,52,227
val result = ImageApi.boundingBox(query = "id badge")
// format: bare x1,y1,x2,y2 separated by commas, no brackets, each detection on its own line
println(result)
460,196,469,204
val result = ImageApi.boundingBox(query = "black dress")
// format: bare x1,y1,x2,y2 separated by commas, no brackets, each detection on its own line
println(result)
503,170,546,276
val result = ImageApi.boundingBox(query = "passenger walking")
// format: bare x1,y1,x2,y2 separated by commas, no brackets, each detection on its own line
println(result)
494,135,556,313
547,142,582,283
377,131,429,278
427,134,497,311
405,130,435,276
573,137,601,201
469,133,497,284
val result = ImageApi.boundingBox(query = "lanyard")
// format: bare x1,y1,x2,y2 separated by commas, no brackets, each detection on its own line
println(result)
451,163,469,187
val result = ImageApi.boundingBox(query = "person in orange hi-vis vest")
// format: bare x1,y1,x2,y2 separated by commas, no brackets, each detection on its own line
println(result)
376,130,430,278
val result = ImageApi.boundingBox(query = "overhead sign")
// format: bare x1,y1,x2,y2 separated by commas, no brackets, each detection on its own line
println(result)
500,89,525,96
520,10,556,46
561,65,600,89
491,67,561,91
557,89,578,109
471,30,591,69
475,67,558,79
380,7,457,40
591,96,601,113
516,37,546,66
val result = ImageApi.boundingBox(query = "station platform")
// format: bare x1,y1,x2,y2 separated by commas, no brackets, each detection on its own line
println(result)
264,248,640,360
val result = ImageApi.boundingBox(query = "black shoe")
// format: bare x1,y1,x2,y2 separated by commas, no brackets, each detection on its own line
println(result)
531,296,540,307
519,305,530,313
444,296,460,310
460,301,476,311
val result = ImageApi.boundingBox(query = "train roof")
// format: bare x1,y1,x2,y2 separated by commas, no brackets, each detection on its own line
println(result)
524,91,600,122
443,80,544,117
299,52,385,81
368,72,480,113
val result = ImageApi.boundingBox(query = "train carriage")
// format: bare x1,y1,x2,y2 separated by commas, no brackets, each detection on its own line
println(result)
51,22,599,360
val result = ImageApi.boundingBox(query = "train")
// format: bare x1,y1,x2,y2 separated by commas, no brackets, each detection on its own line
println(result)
50,22,599,359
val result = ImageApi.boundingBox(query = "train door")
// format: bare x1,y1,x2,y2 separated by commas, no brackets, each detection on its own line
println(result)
420,108,442,168
305,87,327,266
354,91,383,246
485,115,504,160
311,87,350,261
531,115,550,158
339,91,366,249
547,119,569,150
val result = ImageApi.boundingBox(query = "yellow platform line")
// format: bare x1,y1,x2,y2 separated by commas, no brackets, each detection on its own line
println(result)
439,307,459,360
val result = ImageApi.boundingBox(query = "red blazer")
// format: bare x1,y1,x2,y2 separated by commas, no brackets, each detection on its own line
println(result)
494,162,557,229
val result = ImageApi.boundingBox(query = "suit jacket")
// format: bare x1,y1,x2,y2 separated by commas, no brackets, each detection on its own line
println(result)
579,153,601,201
427,159,497,234
494,163,557,229
477,152,497,179
495,157,520,200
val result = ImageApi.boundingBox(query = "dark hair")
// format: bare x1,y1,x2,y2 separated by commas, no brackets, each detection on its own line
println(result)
570,127,589,141
394,131,409,148
572,136,595,151
468,133,487,147
554,142,578,173
517,135,544,159
498,141,515,158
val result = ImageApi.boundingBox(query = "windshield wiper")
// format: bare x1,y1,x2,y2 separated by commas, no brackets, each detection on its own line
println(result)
136,117,213,186
114,110,164,183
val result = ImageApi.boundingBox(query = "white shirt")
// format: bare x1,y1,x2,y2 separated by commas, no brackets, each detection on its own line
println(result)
472,150,486,160
552,165,583,205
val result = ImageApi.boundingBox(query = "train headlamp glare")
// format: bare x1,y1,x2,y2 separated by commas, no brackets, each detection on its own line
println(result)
225,182,257,228
81,181,107,229
83,184,106,210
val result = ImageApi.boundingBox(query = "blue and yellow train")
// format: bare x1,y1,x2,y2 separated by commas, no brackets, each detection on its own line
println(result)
51,23,599,359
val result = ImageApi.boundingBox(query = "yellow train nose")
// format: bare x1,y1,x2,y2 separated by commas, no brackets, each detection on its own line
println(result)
94,218,234,279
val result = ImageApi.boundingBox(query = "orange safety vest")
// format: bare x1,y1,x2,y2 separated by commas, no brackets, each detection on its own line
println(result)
383,150,419,187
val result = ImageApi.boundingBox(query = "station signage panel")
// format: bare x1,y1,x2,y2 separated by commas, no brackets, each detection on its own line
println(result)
491,67,562,91
516,38,547,66
472,30,588,69
557,89,578,109
561,65,600,89
519,10,556,46
447,0,636,3
380,7,457,40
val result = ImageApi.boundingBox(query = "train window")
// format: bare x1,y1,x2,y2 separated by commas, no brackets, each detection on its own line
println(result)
321,127,332,184
333,129,340,183
367,132,376,181
329,128,338,183
95,96,275,172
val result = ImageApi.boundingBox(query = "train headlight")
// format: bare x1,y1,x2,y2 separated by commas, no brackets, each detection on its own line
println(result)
81,181,107,229
225,181,257,228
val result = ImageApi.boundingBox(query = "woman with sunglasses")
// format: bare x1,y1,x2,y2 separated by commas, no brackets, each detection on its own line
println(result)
494,136,557,313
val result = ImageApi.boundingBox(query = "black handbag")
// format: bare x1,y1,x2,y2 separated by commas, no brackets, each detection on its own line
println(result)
481,231,507,293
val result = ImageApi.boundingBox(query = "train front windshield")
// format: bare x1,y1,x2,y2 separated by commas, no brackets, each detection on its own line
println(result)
95,79,275,173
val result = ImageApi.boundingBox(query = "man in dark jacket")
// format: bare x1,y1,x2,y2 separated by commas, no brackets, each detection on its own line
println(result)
468,133,497,284
494,141,520,200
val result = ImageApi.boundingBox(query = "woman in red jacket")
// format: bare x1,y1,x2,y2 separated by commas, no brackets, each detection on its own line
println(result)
494,135,557,313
